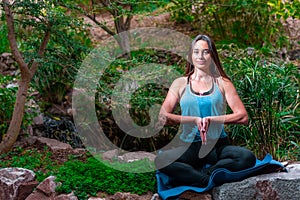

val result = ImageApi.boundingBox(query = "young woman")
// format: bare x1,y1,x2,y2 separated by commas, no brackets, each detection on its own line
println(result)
154,34,256,187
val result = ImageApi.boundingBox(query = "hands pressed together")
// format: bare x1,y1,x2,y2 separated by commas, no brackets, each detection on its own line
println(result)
195,117,210,145
155,113,211,144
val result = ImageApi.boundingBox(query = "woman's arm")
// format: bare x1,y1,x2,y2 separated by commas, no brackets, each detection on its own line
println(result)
159,92,198,125
158,77,198,126
207,78,248,125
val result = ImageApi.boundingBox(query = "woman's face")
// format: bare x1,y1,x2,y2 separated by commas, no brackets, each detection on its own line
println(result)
192,40,211,71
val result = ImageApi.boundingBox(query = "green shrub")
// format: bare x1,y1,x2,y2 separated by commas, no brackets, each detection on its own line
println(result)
0,75,37,138
0,75,16,135
168,0,299,50
221,45,300,161
4,0,91,108
0,146,55,181
31,19,91,107
0,23,10,54
55,157,156,200
95,49,184,152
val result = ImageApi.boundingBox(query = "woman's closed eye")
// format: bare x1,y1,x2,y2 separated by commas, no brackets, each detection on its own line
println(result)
193,49,210,56
202,49,210,55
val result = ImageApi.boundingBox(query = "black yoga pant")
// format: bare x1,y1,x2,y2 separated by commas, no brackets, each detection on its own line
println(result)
154,138,256,187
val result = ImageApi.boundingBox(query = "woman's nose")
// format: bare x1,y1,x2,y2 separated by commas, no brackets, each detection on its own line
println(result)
197,51,205,59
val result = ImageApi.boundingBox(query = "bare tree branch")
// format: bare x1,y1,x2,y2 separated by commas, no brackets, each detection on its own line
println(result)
60,2,116,36
86,13,116,36
3,0,29,75
124,5,133,30
29,22,52,77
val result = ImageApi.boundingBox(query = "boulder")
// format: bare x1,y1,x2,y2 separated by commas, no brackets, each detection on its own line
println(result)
16,180,39,200
108,192,141,200
102,149,119,160
36,176,57,196
25,176,57,199
25,176,77,200
212,163,300,200
34,136,73,151
118,151,156,162
0,167,36,200
54,192,78,200
179,191,212,200
102,150,156,163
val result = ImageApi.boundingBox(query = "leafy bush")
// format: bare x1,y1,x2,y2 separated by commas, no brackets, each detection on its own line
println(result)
31,22,91,106
0,23,10,54
4,0,91,108
95,49,184,152
168,0,299,50
220,44,300,161
0,75,16,135
0,75,36,138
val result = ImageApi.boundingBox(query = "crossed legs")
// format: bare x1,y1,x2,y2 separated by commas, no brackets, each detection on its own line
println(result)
155,138,256,187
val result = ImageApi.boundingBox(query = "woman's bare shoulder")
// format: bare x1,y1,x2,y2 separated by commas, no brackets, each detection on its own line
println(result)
168,76,187,98
170,76,187,90
172,76,188,85
216,76,234,95
219,77,234,88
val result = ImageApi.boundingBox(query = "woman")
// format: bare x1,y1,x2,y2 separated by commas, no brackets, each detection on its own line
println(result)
154,34,256,188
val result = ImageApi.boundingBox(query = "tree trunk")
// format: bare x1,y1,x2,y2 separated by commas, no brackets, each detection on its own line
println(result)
114,14,132,58
0,79,30,153
0,0,51,153
114,31,131,58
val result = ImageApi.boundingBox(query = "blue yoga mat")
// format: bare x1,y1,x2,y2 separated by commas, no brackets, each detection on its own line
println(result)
156,154,284,200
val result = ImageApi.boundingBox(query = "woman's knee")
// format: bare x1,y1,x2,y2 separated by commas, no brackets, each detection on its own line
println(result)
154,153,165,169
235,147,256,168
221,146,256,169
154,150,176,170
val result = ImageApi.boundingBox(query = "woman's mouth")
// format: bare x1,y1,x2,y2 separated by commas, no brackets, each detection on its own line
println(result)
196,61,205,65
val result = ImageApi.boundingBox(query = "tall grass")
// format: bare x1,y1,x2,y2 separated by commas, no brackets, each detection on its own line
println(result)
222,46,299,161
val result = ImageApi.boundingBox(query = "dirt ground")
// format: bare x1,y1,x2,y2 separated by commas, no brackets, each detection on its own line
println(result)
83,10,195,45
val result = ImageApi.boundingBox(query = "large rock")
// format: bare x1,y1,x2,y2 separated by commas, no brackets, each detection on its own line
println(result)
33,136,73,151
0,167,78,200
102,149,156,162
102,149,118,161
16,180,39,200
25,176,57,200
118,151,156,162
26,176,78,200
36,176,57,196
54,192,78,200
179,191,212,200
0,167,36,200
212,163,300,200
108,192,142,200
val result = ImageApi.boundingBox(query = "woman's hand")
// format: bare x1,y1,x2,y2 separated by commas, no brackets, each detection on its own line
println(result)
195,117,210,145
155,113,167,130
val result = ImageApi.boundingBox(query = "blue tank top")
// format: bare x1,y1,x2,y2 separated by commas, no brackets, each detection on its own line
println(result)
179,78,227,142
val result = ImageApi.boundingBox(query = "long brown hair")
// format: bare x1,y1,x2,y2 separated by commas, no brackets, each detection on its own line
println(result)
185,34,230,80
